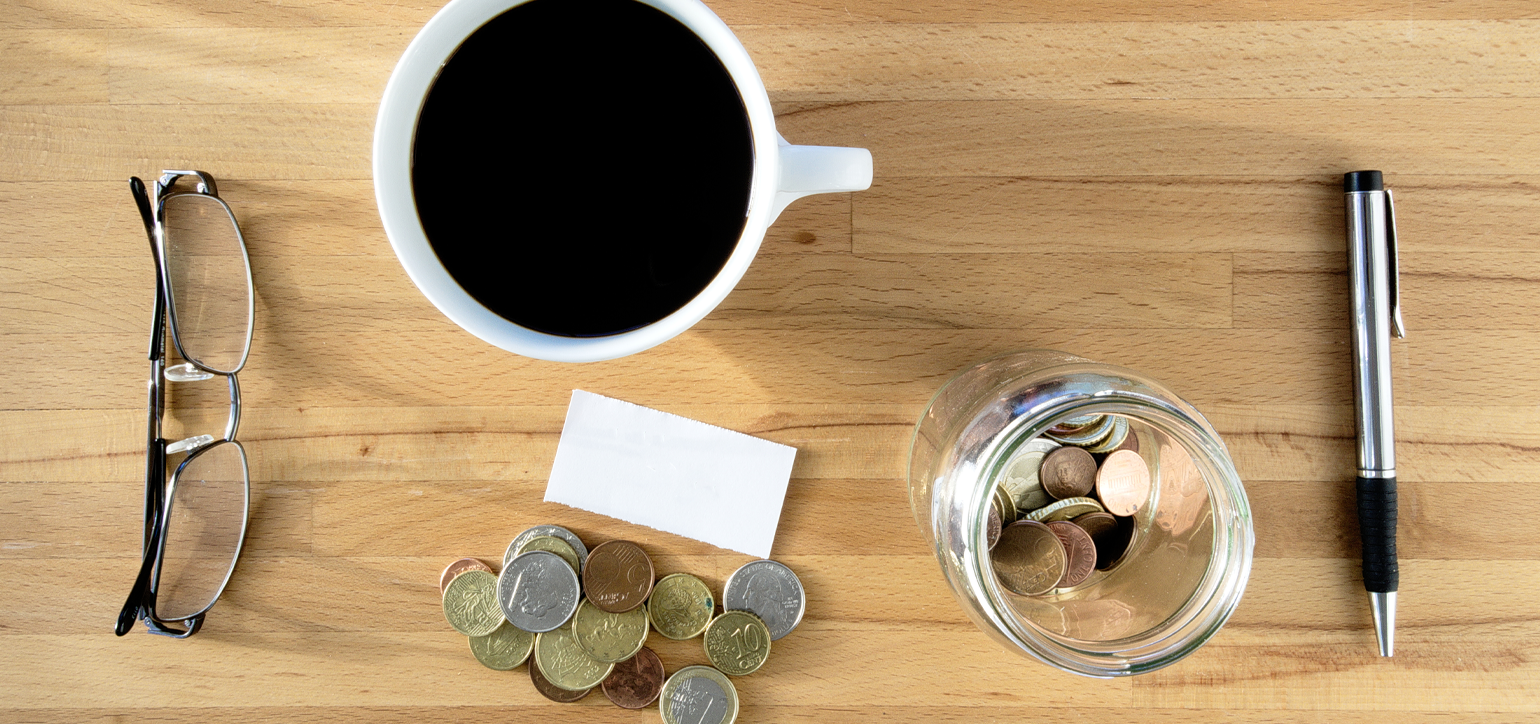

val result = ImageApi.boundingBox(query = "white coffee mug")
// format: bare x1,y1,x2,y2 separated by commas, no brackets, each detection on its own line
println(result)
374,0,873,363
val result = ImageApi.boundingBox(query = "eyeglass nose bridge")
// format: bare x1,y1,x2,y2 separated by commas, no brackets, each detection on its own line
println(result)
163,366,241,455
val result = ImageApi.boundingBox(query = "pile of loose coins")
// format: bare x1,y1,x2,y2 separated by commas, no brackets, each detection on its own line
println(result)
988,413,1152,596
439,524,806,724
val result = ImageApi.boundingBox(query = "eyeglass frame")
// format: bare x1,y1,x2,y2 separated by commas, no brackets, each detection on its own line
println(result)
115,170,254,638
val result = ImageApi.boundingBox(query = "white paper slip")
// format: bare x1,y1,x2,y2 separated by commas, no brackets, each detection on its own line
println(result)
544,390,798,559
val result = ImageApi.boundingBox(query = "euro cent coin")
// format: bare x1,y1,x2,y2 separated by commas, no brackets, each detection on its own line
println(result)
1039,446,1097,500
505,524,589,573
602,646,665,710
439,557,493,595
572,598,649,663
991,520,1067,596
1045,520,1097,588
516,535,582,576
661,666,739,724
441,569,503,637
1096,449,1152,517
499,550,580,633
530,651,592,703
468,620,534,670
722,559,806,641
647,573,715,640
703,610,772,676
535,621,616,692
583,540,655,613
1025,496,1105,523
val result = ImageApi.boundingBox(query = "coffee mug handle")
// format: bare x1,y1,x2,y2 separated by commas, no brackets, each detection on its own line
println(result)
770,133,873,223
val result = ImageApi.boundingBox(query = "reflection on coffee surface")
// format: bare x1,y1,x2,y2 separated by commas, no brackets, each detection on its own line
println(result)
413,0,754,338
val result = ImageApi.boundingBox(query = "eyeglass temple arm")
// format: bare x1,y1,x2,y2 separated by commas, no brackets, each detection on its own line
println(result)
115,511,161,636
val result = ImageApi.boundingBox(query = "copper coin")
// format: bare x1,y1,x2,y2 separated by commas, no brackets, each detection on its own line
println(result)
584,540,656,613
1045,521,1096,588
1096,449,1152,517
985,501,1002,550
1039,447,1097,500
991,520,1067,596
439,557,493,595
1074,512,1132,570
602,646,665,709
1114,429,1139,454
531,654,593,703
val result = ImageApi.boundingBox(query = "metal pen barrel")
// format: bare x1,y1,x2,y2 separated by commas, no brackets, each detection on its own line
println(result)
1346,176,1396,477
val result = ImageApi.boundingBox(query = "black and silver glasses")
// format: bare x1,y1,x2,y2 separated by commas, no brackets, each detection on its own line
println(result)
116,171,254,638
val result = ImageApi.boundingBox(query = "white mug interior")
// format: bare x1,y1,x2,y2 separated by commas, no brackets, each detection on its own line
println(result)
374,0,871,362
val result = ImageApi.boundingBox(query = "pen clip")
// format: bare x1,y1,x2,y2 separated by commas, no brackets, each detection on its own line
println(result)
1386,188,1406,338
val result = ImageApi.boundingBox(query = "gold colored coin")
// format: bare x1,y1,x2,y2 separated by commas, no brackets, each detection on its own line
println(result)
442,569,503,637
469,620,534,670
647,573,715,640
703,610,771,676
1025,496,1105,523
534,622,615,692
992,484,1018,525
991,520,1067,596
517,535,581,575
572,598,649,663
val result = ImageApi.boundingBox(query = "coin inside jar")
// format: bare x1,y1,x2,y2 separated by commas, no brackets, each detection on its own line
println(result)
1025,496,1105,523
986,502,1002,550
1039,446,1097,499
990,520,1067,596
602,646,665,710
583,540,655,613
439,557,494,595
647,573,715,640
1096,449,1152,517
1045,520,1097,588
1074,511,1134,570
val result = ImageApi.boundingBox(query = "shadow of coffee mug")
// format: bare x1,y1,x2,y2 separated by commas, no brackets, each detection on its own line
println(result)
374,0,873,363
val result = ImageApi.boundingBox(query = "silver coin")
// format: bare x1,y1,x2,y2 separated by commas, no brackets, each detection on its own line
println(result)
661,666,737,724
1085,416,1130,454
1046,414,1114,446
504,525,589,574
499,550,580,633
722,559,805,641
999,438,1060,513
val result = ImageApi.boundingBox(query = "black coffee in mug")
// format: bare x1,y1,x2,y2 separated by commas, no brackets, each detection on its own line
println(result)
412,0,754,338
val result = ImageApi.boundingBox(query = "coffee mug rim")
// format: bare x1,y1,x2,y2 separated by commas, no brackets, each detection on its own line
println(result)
373,0,779,362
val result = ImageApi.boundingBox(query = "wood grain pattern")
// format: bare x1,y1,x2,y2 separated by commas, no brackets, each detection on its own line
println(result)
3,0,1538,720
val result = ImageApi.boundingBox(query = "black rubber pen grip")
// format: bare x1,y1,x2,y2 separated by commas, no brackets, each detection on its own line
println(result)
1356,476,1399,593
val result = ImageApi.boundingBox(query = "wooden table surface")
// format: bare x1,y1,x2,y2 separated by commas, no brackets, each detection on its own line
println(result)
4,0,1539,720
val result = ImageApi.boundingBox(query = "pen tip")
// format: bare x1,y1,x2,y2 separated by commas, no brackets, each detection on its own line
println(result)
1370,591,1396,657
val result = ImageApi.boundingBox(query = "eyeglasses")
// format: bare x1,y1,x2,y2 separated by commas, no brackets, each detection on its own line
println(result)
116,171,254,638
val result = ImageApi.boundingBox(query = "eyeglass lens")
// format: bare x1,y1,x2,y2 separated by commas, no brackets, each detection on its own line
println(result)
156,442,247,620
163,193,251,374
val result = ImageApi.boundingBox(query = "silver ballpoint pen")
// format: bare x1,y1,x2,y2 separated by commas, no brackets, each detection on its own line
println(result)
1344,170,1404,657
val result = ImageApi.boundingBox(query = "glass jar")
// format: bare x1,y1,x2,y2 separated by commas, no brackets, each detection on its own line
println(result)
907,350,1254,677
